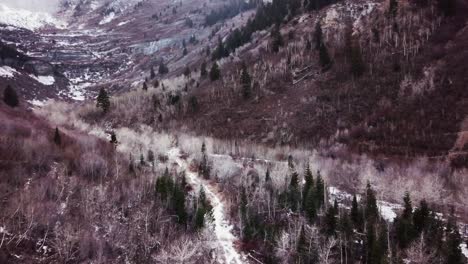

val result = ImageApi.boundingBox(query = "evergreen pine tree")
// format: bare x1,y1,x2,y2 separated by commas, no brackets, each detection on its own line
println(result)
265,168,271,182
351,194,361,227
296,225,309,263
324,206,337,236
110,132,118,146
302,163,314,211
172,184,187,224
271,24,283,53
365,224,377,264
413,199,429,234
315,171,325,209
183,66,190,77
200,61,207,78
365,182,379,223
288,171,300,211
314,21,323,51
3,85,19,107
445,208,464,264
96,87,110,113
240,63,252,99
209,62,220,81
396,192,415,248
319,44,332,70
350,39,365,78
54,127,61,146
305,185,317,223
143,82,148,91
158,61,169,74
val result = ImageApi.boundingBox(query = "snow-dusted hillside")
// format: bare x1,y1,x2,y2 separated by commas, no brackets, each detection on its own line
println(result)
0,4,67,31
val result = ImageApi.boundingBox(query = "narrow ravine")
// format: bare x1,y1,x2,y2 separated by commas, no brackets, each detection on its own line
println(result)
168,148,246,264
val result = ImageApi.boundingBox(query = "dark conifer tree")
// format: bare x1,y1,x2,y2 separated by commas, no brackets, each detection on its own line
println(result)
413,199,429,234
158,61,169,74
288,171,300,211
110,132,118,146
3,85,19,107
209,62,220,81
324,206,337,236
96,87,110,113
445,208,464,264
271,24,284,53
302,163,314,210
54,127,61,146
305,186,317,222
396,192,415,248
265,168,271,182
351,194,361,227
365,182,379,223
315,171,325,209
240,62,252,99
200,61,207,78
143,82,148,91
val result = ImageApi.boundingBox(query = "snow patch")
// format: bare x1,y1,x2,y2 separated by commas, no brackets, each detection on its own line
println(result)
99,12,116,25
0,66,18,78
29,99,46,107
30,75,55,85
0,4,66,31
461,243,468,259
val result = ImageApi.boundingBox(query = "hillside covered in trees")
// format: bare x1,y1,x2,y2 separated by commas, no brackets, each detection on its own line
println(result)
1,0,468,263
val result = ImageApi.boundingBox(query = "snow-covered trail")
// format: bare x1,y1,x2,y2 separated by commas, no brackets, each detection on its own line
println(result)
168,148,246,264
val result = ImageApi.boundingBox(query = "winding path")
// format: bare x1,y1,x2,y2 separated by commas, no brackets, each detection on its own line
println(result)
168,148,246,264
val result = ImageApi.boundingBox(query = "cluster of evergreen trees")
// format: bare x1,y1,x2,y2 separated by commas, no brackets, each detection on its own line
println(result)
205,0,257,26
212,0,339,60
238,161,466,264
155,168,214,230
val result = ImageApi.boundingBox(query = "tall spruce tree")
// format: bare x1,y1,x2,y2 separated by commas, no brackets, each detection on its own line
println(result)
305,185,317,222
396,192,415,248
288,171,300,211
413,199,429,234
54,127,61,146
271,24,283,53
3,85,19,107
209,62,220,81
365,182,379,223
302,163,314,211
200,61,207,78
240,62,252,99
96,87,110,113
315,171,325,209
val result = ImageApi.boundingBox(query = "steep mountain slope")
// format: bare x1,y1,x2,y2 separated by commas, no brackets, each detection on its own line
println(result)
0,0,254,103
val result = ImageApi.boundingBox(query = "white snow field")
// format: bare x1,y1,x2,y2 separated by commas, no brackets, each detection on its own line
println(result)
0,3,66,30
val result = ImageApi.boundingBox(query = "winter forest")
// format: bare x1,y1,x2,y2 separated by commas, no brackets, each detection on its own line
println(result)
0,0,467,263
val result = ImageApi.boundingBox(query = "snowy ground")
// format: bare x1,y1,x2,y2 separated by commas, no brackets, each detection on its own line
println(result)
0,4,66,31
0,66,18,78
168,148,247,264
